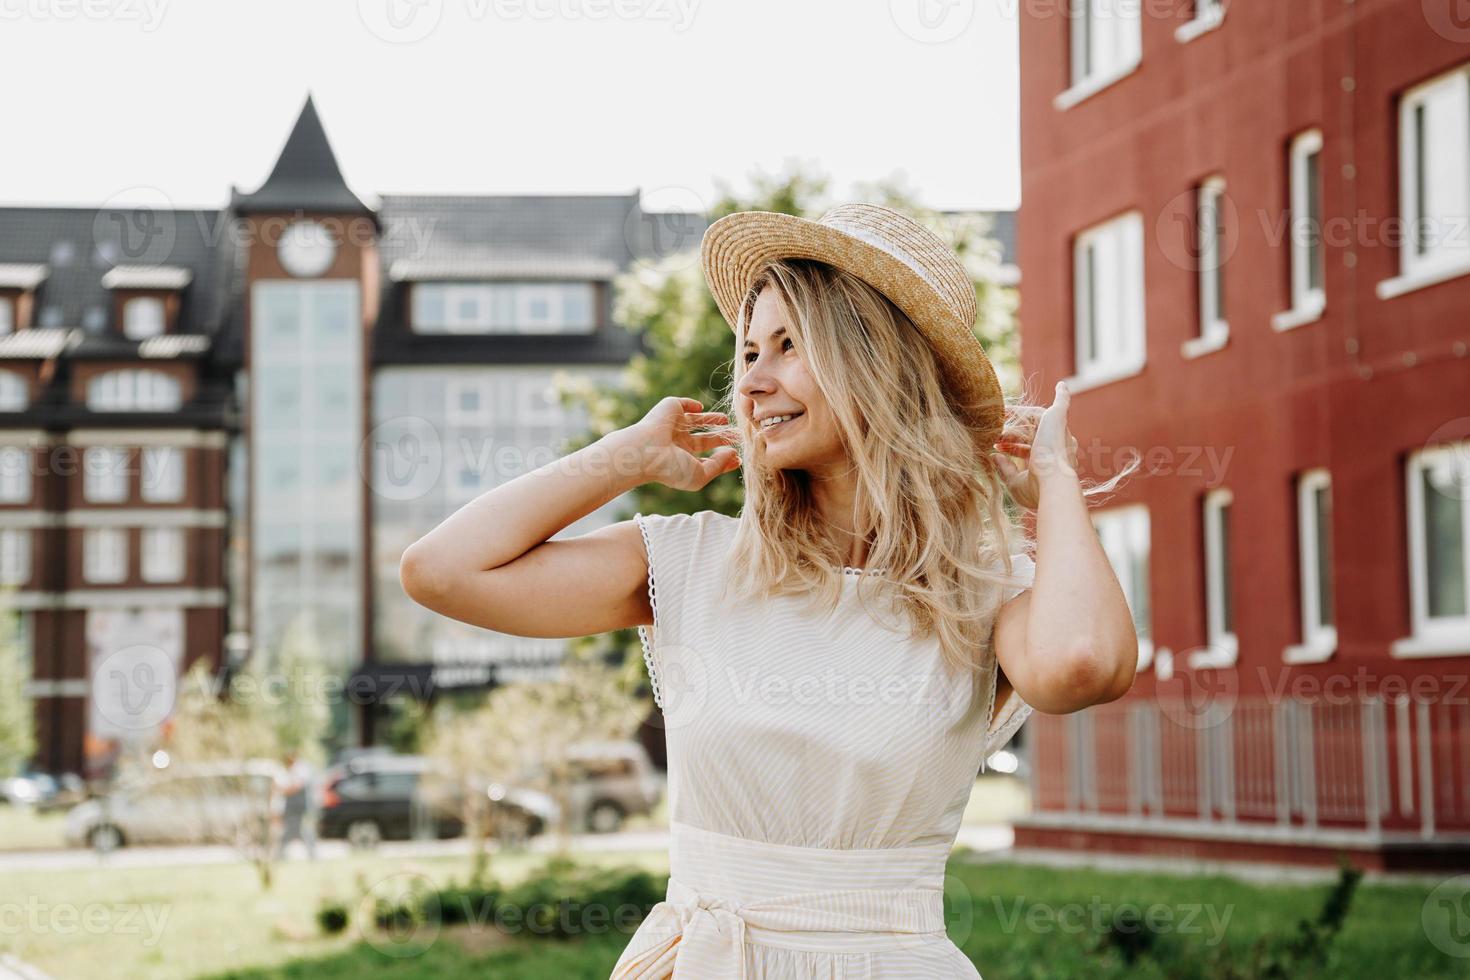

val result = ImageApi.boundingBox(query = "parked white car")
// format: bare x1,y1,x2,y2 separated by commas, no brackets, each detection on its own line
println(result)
64,760,284,851
557,740,662,833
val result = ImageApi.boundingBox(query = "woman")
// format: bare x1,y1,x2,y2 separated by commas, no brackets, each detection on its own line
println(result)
400,204,1139,978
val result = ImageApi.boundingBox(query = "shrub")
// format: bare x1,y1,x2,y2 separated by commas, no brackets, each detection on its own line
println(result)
315,899,350,935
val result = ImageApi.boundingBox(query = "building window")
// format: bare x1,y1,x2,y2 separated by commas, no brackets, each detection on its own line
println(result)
0,371,26,412
1092,504,1152,666
83,527,128,583
140,446,185,503
1062,0,1142,105
1176,0,1225,43
411,282,597,334
0,447,30,503
0,529,29,586
141,526,185,583
1183,176,1229,357
446,380,488,425
83,446,129,503
1274,129,1326,330
0,297,13,336
1072,211,1146,386
122,297,166,340
87,369,182,411
1285,469,1336,663
1379,63,1470,299
1395,441,1470,657
1191,487,1237,667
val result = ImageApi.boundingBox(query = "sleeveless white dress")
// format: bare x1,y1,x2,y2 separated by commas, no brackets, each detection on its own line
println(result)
610,509,1037,980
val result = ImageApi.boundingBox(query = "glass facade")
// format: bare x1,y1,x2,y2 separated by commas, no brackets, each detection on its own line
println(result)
370,365,630,675
249,281,364,684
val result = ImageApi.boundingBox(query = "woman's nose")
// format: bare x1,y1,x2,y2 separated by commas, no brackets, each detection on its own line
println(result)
737,364,771,398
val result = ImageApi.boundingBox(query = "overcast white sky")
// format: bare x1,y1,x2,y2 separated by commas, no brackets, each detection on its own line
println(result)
0,0,1021,212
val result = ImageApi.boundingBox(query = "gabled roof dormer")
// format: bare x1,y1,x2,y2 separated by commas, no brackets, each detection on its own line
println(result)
0,263,49,334
103,264,194,340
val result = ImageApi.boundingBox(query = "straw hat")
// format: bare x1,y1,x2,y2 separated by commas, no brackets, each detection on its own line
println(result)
700,203,1005,446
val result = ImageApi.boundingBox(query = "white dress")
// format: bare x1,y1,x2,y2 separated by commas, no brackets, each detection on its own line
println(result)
610,510,1037,980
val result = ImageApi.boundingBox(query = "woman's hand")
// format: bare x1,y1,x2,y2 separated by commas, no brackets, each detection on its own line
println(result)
629,396,742,491
991,381,1080,511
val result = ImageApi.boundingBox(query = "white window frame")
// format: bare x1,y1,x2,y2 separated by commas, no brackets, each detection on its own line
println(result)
1378,63,1470,300
1284,469,1337,663
1393,441,1470,657
1183,176,1230,358
0,528,29,586
140,526,185,583
0,370,27,411
1273,129,1327,331
140,446,185,503
1191,487,1238,668
413,282,597,335
0,296,13,336
1068,210,1146,390
83,527,128,584
1057,0,1143,110
123,296,166,340
83,446,129,503
1176,0,1225,44
0,446,30,503
1092,504,1153,671
87,369,183,412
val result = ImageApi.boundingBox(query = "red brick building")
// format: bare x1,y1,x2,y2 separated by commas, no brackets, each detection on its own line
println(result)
1015,0,1470,870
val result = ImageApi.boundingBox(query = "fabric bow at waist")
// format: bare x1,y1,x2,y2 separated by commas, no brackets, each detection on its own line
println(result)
609,821,953,979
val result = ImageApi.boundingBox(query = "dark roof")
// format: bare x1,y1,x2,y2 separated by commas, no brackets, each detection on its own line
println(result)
0,204,232,334
983,210,1017,267
940,209,1017,268
230,94,373,217
370,193,708,365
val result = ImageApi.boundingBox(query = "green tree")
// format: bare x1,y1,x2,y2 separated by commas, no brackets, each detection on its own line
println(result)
265,614,333,766
0,603,36,778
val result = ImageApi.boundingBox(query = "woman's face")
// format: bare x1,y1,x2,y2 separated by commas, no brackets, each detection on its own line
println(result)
736,287,846,473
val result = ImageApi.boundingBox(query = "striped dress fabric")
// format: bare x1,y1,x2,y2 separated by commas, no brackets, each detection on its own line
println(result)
611,510,1037,979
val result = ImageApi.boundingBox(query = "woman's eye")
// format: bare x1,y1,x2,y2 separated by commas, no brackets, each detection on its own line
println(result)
743,337,793,364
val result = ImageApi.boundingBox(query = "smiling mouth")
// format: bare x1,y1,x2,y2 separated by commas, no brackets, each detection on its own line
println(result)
759,413,803,434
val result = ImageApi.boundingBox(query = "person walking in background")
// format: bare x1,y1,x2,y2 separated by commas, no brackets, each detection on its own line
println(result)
272,750,318,861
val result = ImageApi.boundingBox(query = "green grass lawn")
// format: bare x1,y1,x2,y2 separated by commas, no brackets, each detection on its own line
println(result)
0,805,68,850
1,835,1459,980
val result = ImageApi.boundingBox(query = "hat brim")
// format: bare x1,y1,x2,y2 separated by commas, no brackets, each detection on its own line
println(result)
700,210,1004,445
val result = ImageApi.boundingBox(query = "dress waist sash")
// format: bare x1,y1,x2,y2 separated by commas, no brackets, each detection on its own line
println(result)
609,820,954,979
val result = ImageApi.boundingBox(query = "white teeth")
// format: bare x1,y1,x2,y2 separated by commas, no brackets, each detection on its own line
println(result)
761,414,800,428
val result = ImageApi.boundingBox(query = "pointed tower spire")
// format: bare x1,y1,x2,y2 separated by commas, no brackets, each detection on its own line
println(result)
233,93,373,216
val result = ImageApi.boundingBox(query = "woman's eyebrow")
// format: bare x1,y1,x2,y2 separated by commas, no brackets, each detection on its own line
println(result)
743,326,788,350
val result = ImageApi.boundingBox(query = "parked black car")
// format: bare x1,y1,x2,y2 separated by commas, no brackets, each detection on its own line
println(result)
316,754,557,849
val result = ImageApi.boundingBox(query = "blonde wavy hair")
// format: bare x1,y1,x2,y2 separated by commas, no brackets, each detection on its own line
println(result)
707,257,1134,679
